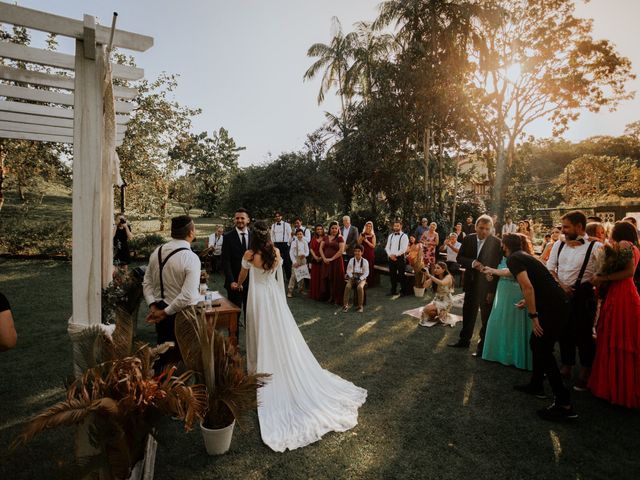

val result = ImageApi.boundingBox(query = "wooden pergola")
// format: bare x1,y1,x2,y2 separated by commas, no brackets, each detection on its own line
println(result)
0,2,153,337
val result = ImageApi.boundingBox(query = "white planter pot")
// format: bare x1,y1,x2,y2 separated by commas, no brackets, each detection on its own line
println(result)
200,420,235,455
413,287,425,298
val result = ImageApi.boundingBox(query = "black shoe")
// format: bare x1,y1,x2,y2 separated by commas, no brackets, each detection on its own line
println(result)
471,351,481,358
513,384,547,399
447,340,470,348
537,403,578,421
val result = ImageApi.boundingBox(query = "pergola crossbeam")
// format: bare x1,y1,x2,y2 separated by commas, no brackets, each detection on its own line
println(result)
0,2,153,52
0,42,144,80
0,120,126,136
0,65,138,99
0,100,131,124
0,84,135,113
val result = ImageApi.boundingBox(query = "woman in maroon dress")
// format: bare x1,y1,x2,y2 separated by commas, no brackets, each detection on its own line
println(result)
320,221,346,305
589,221,640,408
358,221,377,287
308,225,327,301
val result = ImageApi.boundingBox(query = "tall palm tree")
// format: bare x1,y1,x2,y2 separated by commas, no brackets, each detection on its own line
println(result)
304,17,357,127
345,21,394,104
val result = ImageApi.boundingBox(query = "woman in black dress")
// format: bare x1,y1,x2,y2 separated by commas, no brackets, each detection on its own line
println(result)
113,213,133,268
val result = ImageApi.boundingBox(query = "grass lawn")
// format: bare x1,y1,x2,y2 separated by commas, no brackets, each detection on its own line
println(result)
1,259,639,480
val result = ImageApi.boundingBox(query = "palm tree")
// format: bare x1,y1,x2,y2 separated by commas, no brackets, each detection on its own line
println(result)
304,17,357,127
345,21,394,104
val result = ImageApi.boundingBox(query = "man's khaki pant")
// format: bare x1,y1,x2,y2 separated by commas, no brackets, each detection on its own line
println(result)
343,278,366,307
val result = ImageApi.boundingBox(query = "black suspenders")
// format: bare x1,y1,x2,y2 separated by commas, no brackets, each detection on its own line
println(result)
158,246,189,299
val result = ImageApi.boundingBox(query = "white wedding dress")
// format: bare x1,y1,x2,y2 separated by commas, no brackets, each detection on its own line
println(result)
242,257,367,452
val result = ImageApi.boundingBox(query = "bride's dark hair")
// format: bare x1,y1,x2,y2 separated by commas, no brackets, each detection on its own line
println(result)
250,220,277,271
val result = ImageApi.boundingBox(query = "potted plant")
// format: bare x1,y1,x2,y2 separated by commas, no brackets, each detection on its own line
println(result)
13,309,207,480
175,306,270,455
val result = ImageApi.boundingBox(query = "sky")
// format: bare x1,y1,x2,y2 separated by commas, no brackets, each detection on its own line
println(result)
11,0,640,166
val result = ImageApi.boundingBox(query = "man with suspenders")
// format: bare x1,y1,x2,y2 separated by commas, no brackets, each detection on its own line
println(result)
385,220,410,296
546,210,601,390
143,215,201,370
271,211,292,282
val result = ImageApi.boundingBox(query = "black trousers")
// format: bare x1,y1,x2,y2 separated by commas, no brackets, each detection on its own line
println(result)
559,283,596,368
154,300,180,371
275,242,291,281
459,286,493,349
530,304,571,405
388,257,408,294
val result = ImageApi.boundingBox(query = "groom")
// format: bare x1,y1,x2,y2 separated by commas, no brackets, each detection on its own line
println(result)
222,207,251,313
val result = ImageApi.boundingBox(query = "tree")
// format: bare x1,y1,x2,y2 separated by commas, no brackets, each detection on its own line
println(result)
304,17,357,128
117,74,200,230
470,0,635,220
558,154,640,205
169,129,244,215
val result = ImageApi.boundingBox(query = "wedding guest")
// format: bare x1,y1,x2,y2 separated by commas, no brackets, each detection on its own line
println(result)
341,215,359,267
222,208,251,313
143,215,200,370
308,225,326,301
502,234,576,421
420,222,439,269
539,226,562,264
622,216,640,239
385,220,410,296
502,216,517,236
358,221,377,287
439,233,461,274
419,262,455,327
589,221,640,408
0,291,17,351
491,214,500,236
205,225,224,276
587,215,603,223
415,218,429,239
481,234,533,370
291,217,311,243
112,212,133,268
546,210,601,390
586,222,606,244
454,222,466,242
448,215,502,355
343,245,369,313
271,211,292,282
523,220,534,240
320,221,346,304
288,229,309,298
406,234,425,288
463,216,476,236
517,221,527,235
623,217,640,293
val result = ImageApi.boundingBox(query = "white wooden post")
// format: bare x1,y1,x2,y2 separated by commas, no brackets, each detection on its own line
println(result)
71,15,103,329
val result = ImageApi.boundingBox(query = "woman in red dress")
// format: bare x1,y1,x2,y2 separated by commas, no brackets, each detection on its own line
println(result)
320,221,345,305
589,221,640,408
308,225,327,301
358,221,377,287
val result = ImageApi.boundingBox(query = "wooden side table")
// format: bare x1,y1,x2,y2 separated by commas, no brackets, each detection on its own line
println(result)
204,297,241,346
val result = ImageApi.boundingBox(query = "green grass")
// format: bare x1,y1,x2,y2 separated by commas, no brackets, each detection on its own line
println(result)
1,259,639,479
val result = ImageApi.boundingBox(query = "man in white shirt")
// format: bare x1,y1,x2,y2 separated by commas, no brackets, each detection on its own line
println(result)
290,217,311,244
205,225,224,276
343,245,369,312
439,233,462,274
143,215,201,369
502,216,517,236
271,211,292,282
385,220,410,296
288,229,310,298
546,210,601,390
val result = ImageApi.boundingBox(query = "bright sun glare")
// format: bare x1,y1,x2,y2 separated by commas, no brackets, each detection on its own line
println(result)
505,63,522,83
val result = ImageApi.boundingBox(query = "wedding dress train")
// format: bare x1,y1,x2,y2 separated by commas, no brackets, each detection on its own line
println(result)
243,257,367,452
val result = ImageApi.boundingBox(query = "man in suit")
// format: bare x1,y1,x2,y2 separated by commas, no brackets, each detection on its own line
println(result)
341,215,359,268
448,214,503,356
222,208,251,313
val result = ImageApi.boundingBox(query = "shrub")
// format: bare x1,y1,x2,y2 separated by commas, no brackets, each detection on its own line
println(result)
0,219,72,257
127,233,165,259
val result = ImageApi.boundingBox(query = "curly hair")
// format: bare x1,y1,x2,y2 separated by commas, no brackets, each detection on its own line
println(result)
250,220,277,271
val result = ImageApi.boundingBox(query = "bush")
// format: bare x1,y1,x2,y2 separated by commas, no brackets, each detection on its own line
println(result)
128,233,165,259
0,219,72,257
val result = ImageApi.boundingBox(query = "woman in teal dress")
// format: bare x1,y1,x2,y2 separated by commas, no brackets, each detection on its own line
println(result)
481,257,533,370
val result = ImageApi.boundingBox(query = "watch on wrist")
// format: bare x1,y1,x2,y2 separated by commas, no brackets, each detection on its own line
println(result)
528,312,539,319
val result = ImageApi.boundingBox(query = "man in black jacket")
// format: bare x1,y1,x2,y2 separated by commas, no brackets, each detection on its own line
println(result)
448,214,503,356
222,208,251,312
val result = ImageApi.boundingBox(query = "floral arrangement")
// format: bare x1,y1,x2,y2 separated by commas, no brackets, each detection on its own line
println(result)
593,241,634,298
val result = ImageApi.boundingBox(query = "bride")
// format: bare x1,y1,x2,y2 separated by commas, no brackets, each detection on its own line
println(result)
236,220,367,452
